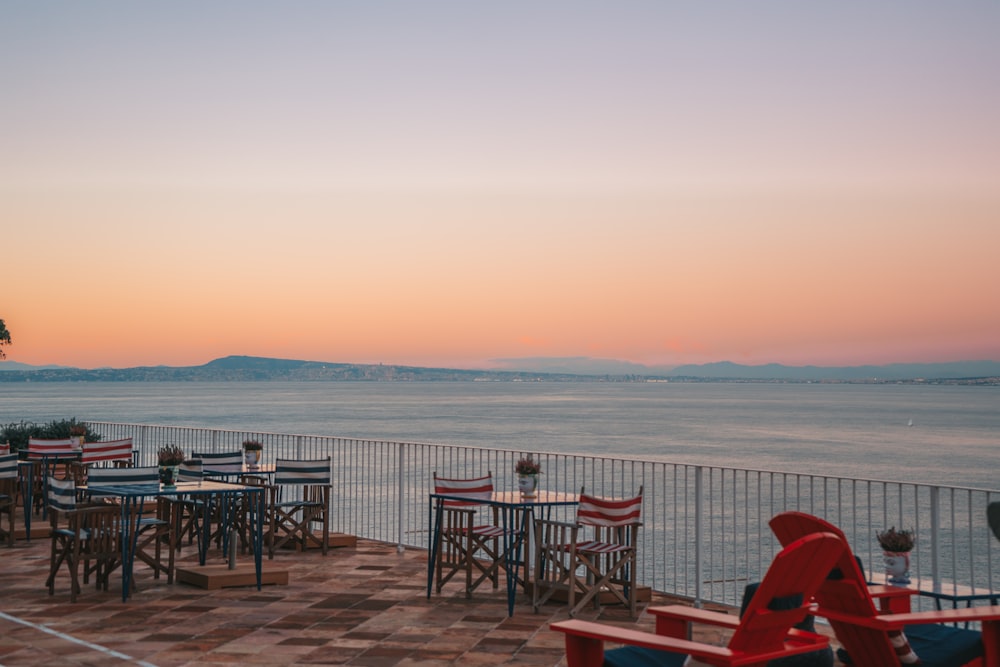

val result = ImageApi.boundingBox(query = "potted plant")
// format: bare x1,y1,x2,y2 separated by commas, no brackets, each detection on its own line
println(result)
69,424,87,448
242,439,263,468
515,455,541,498
877,526,914,584
158,444,186,487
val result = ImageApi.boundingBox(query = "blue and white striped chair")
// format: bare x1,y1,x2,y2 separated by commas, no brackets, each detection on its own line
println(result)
45,475,122,601
0,453,18,547
170,460,207,551
267,457,332,558
192,451,243,477
87,466,175,584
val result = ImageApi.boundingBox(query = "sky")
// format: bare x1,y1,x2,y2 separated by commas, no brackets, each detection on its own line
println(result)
3,1,999,371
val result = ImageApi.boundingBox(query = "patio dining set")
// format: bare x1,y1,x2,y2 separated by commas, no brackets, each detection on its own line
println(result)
0,437,333,603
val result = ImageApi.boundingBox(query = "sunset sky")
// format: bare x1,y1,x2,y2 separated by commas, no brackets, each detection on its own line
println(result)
3,2,998,370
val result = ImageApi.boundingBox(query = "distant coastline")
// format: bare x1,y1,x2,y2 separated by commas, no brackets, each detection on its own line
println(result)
1,355,999,384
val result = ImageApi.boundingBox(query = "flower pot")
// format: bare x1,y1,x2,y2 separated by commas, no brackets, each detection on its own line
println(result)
244,450,261,468
517,474,538,498
884,550,911,585
159,464,179,487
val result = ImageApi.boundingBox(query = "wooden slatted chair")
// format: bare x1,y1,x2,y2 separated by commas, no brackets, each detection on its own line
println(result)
87,466,176,584
534,486,644,617
80,438,135,468
166,460,206,555
432,472,513,597
770,511,1000,667
45,475,122,601
552,531,846,667
266,457,331,558
0,453,18,547
191,451,244,547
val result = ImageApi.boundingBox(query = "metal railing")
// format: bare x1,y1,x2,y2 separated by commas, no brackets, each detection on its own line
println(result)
91,421,1000,610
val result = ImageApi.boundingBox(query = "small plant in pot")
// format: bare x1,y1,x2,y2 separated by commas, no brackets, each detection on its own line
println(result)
877,526,915,585
515,456,541,497
158,445,186,486
69,423,87,447
243,439,263,467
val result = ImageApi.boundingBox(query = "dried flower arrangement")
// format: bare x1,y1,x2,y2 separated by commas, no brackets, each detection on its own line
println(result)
515,456,541,476
242,439,263,451
876,526,915,552
157,444,186,466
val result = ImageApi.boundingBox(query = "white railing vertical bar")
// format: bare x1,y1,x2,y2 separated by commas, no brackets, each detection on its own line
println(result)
694,465,703,608
397,443,405,552
930,486,941,594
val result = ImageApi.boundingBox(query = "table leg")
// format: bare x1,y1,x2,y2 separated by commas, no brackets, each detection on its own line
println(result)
120,495,143,602
19,462,33,541
426,500,443,599
251,488,263,589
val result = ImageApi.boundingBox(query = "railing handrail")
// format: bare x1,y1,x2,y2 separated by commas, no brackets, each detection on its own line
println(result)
85,421,1000,610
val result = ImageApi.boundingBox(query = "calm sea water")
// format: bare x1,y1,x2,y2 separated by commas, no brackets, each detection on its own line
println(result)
1,381,997,490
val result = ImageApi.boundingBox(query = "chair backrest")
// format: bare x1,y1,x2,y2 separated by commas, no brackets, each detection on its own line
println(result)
769,511,899,664
177,459,203,482
0,453,17,480
47,475,77,513
192,451,243,474
0,442,9,455
576,486,643,527
27,438,78,458
274,458,331,486
433,472,494,507
989,502,1000,543
80,438,134,466
727,531,845,654
87,466,160,499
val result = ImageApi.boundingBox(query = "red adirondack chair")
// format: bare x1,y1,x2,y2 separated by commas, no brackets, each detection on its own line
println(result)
551,530,846,667
770,511,1000,667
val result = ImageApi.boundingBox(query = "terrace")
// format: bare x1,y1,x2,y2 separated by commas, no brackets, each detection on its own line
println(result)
1,532,745,667
3,422,998,665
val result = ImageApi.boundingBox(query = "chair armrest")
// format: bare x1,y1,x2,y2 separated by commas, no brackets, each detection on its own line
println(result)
818,604,1000,629
551,619,829,667
646,603,740,637
551,619,734,667
868,584,919,600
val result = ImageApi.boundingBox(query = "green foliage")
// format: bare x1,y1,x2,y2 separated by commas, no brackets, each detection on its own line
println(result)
0,418,102,452
0,318,10,359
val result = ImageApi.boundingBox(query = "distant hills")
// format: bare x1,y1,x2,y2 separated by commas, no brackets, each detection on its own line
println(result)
1,355,999,383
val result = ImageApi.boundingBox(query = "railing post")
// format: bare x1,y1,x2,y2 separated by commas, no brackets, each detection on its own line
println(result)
695,465,704,610
397,443,406,553
930,486,941,594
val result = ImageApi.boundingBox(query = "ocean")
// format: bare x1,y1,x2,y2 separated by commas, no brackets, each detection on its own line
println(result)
1,381,997,490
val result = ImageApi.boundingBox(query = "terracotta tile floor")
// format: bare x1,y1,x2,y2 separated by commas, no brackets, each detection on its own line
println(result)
0,534,840,666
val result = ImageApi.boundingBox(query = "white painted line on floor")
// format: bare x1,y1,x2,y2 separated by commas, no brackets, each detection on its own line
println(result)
0,610,158,667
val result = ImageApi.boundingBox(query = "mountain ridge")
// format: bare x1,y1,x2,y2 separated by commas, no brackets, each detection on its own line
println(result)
1,355,999,383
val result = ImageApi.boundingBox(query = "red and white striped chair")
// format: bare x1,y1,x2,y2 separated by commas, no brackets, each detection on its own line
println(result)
533,486,644,617
432,472,513,597
81,438,135,467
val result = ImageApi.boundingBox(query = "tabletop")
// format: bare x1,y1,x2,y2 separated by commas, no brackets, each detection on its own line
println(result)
430,489,579,508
